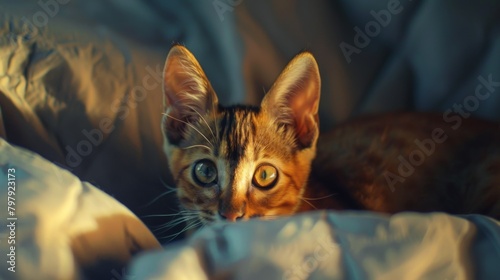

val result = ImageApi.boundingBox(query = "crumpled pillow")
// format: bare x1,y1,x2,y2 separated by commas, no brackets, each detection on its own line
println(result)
0,138,161,280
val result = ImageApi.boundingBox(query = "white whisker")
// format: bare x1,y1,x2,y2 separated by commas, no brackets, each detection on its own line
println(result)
154,215,198,233
140,177,178,209
182,145,212,151
300,197,317,210
156,208,205,239
211,99,220,146
185,104,216,145
161,218,203,242
142,213,186,218
260,215,280,221
158,177,176,191
163,113,214,150
301,193,337,201
142,189,177,208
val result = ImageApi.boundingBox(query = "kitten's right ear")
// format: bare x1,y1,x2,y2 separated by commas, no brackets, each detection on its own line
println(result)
261,52,321,149
162,45,218,144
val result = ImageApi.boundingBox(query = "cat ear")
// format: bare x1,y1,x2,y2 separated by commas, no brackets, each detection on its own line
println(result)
261,52,321,148
162,45,218,143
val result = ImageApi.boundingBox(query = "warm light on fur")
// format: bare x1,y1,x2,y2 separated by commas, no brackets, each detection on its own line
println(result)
162,45,321,223
161,46,500,228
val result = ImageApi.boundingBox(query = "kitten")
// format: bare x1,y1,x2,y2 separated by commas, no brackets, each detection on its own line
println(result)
162,45,319,223
161,45,500,225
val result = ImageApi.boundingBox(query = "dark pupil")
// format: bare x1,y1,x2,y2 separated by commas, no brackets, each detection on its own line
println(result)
196,162,216,184
198,163,214,179
261,170,267,180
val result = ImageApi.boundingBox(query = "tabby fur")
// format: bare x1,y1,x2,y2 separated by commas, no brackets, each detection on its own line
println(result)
161,45,500,225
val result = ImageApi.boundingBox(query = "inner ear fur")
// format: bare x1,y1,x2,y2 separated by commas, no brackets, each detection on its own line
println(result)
162,45,218,144
261,52,321,148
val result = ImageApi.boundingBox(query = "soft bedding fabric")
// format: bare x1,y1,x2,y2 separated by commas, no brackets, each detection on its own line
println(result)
129,211,500,280
0,138,160,280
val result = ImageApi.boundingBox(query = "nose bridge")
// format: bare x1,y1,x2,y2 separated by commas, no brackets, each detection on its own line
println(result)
219,162,248,220
219,189,246,221
219,196,246,215
219,182,246,213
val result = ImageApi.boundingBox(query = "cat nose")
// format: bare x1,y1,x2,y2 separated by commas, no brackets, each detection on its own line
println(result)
218,210,244,222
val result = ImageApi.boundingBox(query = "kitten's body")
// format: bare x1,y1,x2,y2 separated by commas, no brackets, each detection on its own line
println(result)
161,45,500,226
308,113,500,219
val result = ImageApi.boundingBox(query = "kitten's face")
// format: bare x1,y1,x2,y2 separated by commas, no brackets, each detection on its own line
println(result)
162,45,320,223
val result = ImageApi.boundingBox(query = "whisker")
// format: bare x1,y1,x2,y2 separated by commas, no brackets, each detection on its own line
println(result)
148,209,198,221
185,104,216,145
154,215,198,234
156,218,191,230
153,209,200,221
183,219,203,232
211,96,219,146
149,213,196,225
158,176,176,192
142,212,187,218
182,145,212,151
140,175,182,211
260,215,281,220
163,113,214,150
300,198,317,210
160,219,203,242
142,189,177,208
301,193,337,201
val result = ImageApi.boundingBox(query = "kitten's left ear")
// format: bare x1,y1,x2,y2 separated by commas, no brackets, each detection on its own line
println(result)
262,52,321,148
162,45,218,144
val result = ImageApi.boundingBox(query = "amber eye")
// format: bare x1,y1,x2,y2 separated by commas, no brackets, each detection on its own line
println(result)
253,164,278,189
193,160,217,186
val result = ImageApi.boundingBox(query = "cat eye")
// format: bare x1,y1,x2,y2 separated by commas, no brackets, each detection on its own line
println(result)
253,164,278,189
193,160,217,186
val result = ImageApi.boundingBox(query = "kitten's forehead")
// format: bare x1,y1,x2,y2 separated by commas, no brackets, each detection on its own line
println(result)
216,106,259,161
215,105,299,162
